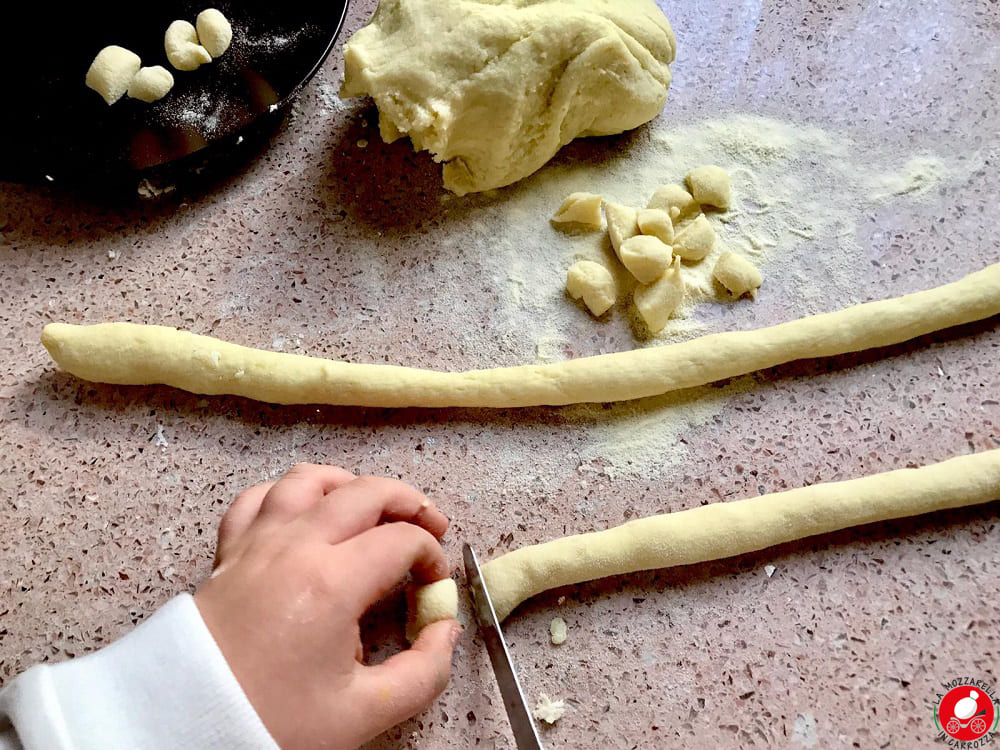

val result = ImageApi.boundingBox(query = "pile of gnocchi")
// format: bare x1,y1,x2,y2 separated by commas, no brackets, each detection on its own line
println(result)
554,166,762,334
85,8,233,106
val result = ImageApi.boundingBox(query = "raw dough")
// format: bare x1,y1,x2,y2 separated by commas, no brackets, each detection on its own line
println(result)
634,256,684,333
604,200,639,259
534,694,567,724
647,184,696,223
340,0,676,195
636,208,674,244
672,214,716,261
127,66,175,103
551,192,603,230
619,235,672,283
165,20,212,71
686,165,732,210
549,617,568,645
196,8,233,58
405,578,458,642
566,260,616,317
714,251,762,298
40,262,1000,407
462,449,1000,621
85,46,141,105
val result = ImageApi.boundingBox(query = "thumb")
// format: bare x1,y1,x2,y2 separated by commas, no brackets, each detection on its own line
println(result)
355,619,461,730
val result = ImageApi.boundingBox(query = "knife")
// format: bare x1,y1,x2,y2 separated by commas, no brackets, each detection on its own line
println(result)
463,542,544,750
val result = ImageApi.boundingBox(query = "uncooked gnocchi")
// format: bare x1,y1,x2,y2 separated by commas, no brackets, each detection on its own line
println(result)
647,184,697,223
619,235,673,284
637,208,674,244
672,214,716,261
127,66,175,103
634,256,684,333
713,251,762,299
85,46,142,105
686,165,732,210
196,9,233,58
566,260,616,317
604,201,639,259
165,20,212,71
551,193,603,230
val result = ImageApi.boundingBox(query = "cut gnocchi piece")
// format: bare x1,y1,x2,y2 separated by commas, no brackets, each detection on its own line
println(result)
165,20,212,71
647,184,697,223
127,66,175,103
634,256,685,333
637,208,674,244
603,200,639,259
619,235,673,284
672,214,716,261
551,192,603,230
196,8,233,58
85,46,142,105
566,260,616,316
713,251,762,299
686,165,732,210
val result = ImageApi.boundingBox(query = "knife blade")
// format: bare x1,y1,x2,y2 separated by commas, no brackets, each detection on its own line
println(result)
463,542,544,750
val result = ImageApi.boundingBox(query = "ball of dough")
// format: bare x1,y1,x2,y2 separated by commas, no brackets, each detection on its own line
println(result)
619,235,672,284
165,20,212,71
197,8,233,58
85,46,141,105
713,251,762,299
566,260,616,317
405,578,458,642
637,208,674,244
647,184,697,223
551,192,603,230
127,66,175,103
686,165,732,210
672,214,716,261
604,200,639,260
634,256,684,333
341,0,676,195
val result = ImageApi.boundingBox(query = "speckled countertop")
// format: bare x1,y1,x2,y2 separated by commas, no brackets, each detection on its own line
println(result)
1,1,998,748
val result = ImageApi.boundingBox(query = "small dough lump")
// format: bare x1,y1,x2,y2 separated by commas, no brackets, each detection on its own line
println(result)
647,184,697,223
196,8,233,58
85,46,141,105
619,235,672,284
604,200,639,259
634,256,684,333
405,578,458,642
534,694,567,724
686,165,732,210
637,208,674,244
340,0,677,195
549,617,568,645
551,192,603,230
127,66,175,103
672,214,716,261
566,260,616,317
165,20,212,71
713,251,762,299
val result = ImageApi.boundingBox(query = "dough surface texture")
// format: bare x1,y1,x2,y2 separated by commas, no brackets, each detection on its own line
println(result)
127,66,175,103
340,0,676,195
165,20,212,71
196,8,233,58
551,192,603,230
566,260,616,316
41,263,1000,408
85,46,142,105
714,251,762,298
634,256,684,332
470,449,1000,621
619,235,673,283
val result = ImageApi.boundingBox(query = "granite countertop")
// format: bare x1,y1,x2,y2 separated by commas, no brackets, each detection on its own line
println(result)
1,1,998,747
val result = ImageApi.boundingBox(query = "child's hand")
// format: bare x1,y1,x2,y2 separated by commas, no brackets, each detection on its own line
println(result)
195,464,460,750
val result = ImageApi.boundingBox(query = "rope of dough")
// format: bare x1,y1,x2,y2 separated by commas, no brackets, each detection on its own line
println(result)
41,262,1000,408
414,449,1000,626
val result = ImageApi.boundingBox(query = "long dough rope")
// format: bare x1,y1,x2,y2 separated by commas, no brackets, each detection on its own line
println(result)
42,262,1000,408
414,449,1000,626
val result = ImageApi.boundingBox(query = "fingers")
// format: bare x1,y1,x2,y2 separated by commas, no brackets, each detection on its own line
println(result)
256,464,355,523
215,482,274,562
337,523,450,616
301,477,449,545
354,619,460,730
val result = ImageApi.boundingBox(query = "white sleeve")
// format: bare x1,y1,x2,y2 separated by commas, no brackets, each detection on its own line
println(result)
0,594,278,750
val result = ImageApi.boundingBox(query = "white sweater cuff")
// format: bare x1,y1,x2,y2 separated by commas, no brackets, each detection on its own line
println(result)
0,594,277,750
